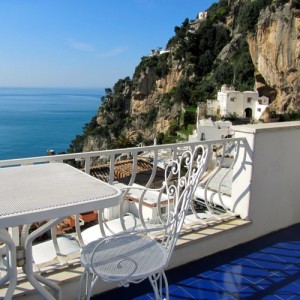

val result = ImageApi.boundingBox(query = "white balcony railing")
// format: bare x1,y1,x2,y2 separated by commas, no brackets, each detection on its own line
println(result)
0,138,248,297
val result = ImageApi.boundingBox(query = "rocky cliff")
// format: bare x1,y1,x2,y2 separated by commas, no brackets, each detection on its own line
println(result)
69,0,300,153
248,1,300,112
130,0,300,118
131,57,183,135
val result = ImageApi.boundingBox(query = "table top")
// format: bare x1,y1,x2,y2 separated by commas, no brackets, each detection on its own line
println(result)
0,163,122,228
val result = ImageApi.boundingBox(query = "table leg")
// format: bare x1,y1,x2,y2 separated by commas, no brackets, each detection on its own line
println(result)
23,218,65,300
0,229,17,300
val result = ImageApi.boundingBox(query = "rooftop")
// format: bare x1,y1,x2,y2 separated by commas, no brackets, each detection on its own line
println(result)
89,158,165,186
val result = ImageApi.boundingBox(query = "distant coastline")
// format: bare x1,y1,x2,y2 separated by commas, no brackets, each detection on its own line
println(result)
0,87,103,160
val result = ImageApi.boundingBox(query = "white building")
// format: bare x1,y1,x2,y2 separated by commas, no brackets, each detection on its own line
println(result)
207,85,269,120
189,103,234,142
197,11,207,20
148,49,170,56
189,118,233,142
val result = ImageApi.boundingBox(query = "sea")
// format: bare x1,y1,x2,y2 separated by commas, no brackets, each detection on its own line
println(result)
0,87,103,160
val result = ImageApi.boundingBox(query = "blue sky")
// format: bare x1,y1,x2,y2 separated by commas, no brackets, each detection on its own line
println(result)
0,0,217,89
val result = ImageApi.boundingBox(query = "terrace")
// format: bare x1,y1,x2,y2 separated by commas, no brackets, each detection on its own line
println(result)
1,121,300,299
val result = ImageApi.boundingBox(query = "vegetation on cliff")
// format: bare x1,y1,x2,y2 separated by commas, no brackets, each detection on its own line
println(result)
68,0,299,153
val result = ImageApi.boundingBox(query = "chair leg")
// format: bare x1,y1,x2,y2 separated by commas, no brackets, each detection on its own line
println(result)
162,271,169,300
88,275,98,300
78,271,95,300
149,271,169,300
78,271,87,300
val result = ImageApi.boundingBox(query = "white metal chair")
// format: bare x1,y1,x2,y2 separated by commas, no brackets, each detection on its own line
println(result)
78,145,209,300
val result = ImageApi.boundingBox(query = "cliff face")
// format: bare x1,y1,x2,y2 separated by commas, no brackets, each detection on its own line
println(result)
131,60,183,135
131,0,299,121
68,0,300,154
248,1,300,112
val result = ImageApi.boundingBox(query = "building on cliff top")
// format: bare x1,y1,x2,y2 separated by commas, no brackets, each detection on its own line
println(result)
148,49,170,57
207,84,269,120
197,11,207,20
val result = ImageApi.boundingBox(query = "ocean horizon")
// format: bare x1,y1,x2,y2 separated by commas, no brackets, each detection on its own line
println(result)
0,87,103,160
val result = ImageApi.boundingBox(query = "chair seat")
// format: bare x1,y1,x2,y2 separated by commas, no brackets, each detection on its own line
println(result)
81,233,167,282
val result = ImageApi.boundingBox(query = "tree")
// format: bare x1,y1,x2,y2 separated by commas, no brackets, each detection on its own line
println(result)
110,131,137,149
105,88,112,95
233,51,255,91
214,62,234,85
68,135,85,153
237,0,272,33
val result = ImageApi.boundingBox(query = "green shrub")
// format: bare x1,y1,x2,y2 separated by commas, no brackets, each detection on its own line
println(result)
232,38,255,90
183,110,196,127
214,62,234,86
223,112,240,122
208,0,230,23
155,54,170,77
277,111,300,121
140,107,158,128
237,0,272,33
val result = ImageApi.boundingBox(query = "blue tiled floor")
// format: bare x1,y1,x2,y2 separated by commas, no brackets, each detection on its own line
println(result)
93,223,300,299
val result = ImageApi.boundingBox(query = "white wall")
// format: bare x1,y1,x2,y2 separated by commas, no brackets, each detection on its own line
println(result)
206,100,217,115
214,89,267,119
233,121,300,233
198,126,229,140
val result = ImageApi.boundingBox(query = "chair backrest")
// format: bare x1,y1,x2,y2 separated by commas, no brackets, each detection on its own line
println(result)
160,144,209,265
90,144,209,267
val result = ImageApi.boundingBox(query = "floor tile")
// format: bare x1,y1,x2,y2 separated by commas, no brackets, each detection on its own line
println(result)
176,278,235,300
226,258,271,284
261,245,300,264
93,223,300,300
234,284,263,299
274,282,300,299
248,253,289,271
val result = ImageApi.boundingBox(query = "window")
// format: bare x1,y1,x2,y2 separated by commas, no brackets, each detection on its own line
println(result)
247,97,252,103
230,97,235,102
257,108,261,112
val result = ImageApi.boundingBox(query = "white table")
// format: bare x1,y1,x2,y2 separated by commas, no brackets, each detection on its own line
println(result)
0,163,122,300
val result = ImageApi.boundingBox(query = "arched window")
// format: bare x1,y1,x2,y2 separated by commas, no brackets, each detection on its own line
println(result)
245,108,252,118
